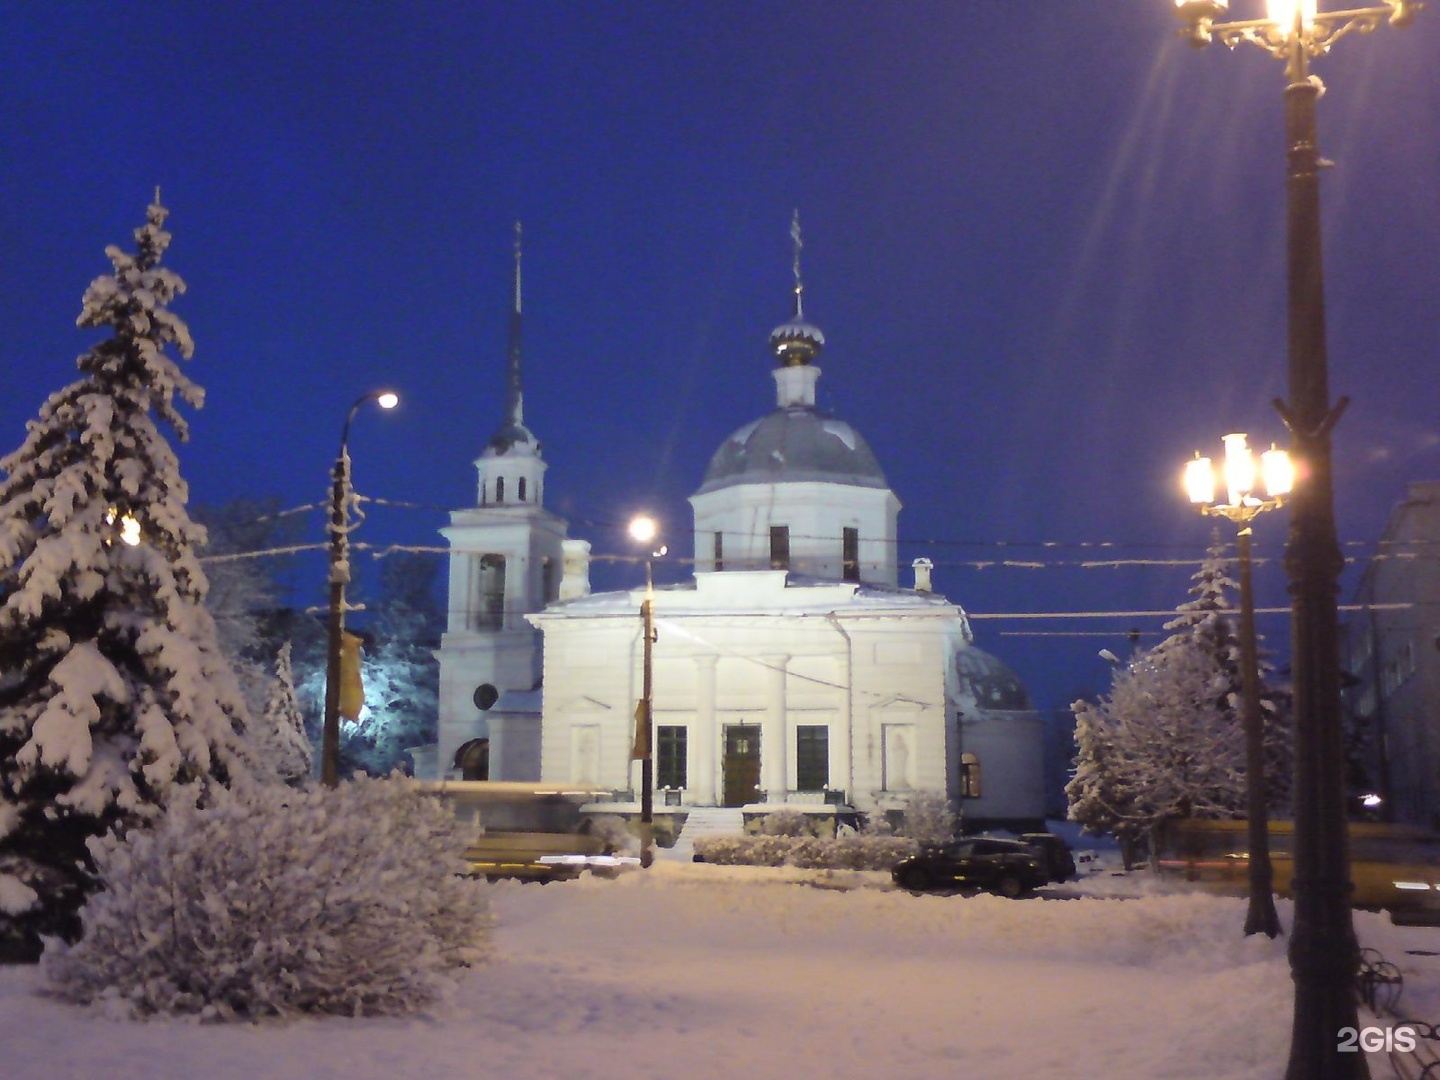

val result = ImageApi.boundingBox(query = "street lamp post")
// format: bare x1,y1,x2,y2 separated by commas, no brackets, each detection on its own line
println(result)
1172,3,1420,1076
321,390,399,789
628,515,663,867
1185,433,1294,939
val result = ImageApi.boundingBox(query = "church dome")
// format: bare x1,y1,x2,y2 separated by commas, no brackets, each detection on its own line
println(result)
483,421,539,458
696,407,888,494
954,645,1034,712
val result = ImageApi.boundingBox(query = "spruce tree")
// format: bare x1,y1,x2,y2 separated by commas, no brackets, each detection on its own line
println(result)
258,642,312,785
0,195,248,960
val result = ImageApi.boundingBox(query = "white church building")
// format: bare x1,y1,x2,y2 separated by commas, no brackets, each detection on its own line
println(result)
433,222,1044,832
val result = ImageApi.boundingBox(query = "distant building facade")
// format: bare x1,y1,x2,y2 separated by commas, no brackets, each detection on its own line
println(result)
1344,480,1440,829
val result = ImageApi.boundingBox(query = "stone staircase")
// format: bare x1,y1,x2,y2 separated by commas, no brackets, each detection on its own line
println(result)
662,806,745,861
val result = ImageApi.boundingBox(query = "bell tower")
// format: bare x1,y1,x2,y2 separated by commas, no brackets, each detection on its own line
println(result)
435,223,566,780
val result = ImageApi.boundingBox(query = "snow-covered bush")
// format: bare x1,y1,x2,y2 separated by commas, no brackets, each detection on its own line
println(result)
755,808,813,837
896,791,956,846
584,813,638,855
43,776,492,1019
693,833,916,871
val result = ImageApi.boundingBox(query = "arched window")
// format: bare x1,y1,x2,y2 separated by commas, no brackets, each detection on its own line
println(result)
474,554,506,630
495,476,506,503
518,477,528,502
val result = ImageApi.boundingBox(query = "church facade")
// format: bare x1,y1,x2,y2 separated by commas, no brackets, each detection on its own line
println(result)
435,221,1044,832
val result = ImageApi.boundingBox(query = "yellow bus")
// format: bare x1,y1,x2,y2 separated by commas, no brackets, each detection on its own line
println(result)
415,781,637,882
1155,818,1440,923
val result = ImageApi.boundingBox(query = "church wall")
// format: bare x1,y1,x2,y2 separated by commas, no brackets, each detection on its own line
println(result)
690,481,899,586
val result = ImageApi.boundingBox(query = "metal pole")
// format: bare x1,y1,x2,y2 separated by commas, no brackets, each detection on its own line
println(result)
638,560,655,867
1236,525,1281,938
1279,64,1364,1080
321,448,350,789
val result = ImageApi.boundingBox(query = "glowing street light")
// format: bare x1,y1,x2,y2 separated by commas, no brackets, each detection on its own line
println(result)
321,389,399,788
1170,3,1420,1074
1186,433,1291,940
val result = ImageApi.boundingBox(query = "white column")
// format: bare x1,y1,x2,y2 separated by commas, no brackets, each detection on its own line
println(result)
762,654,789,802
695,655,718,804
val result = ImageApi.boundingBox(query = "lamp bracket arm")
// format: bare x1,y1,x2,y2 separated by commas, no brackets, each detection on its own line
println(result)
1272,395,1350,441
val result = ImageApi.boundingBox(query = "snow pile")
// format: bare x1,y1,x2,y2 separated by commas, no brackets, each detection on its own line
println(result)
43,777,491,1019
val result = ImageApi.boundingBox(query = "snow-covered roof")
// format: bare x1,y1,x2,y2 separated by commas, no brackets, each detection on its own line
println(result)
695,407,888,494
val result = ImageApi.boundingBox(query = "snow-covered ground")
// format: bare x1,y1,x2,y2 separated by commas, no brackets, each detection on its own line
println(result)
4,858,1440,1080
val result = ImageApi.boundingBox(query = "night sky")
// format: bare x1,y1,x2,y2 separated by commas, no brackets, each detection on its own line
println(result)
3,2,1438,728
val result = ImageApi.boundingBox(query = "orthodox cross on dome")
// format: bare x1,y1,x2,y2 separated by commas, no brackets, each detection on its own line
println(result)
790,208,805,320
505,220,524,428
770,208,825,367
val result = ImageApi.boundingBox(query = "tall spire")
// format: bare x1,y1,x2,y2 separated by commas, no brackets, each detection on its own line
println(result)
483,221,538,457
505,220,524,428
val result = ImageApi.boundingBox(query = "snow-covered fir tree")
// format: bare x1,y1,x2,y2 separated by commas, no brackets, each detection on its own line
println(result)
1066,538,1292,857
255,642,312,785
0,196,248,961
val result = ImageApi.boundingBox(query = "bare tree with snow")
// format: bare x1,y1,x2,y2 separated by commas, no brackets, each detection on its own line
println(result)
255,642,312,785
0,196,249,961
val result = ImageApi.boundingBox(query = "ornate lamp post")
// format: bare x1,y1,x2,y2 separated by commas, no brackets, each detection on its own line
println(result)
1185,433,1294,939
628,514,664,867
321,390,399,788
1171,2,1421,1076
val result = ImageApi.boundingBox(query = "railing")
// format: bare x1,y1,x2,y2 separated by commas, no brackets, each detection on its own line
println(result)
1356,947,1440,1078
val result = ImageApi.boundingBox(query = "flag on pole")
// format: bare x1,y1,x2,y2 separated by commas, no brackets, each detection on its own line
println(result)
339,630,365,720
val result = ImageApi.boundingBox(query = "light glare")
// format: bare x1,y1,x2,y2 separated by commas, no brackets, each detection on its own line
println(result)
1222,433,1255,506
1184,456,1216,505
628,516,658,545
1267,0,1317,31
1261,445,1294,498
376,391,399,410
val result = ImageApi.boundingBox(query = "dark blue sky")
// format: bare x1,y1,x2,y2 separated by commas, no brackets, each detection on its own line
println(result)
3,2,1437,721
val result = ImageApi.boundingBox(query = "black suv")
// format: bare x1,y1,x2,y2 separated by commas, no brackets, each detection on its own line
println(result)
1019,832,1077,883
892,837,1050,897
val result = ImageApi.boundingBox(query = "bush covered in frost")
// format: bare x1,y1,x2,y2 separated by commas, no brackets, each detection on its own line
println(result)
894,791,957,847
43,776,492,1019
754,808,813,838
694,833,916,871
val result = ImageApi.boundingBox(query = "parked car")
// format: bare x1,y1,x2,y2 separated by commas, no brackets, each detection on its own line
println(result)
892,837,1050,897
1019,832,1078,883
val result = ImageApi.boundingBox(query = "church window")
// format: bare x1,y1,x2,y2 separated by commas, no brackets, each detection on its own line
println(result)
713,532,724,572
518,477,527,502
542,555,558,604
495,476,506,503
959,752,983,799
475,554,506,630
842,527,860,582
658,726,687,789
769,526,790,571
796,726,829,791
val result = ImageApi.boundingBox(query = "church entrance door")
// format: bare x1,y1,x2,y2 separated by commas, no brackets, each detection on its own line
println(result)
722,724,761,807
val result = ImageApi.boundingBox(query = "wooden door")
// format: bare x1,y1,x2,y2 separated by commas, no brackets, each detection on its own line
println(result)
722,725,761,807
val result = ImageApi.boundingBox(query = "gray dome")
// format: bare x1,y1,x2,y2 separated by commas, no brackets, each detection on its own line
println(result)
483,421,539,457
954,646,1034,712
696,407,889,493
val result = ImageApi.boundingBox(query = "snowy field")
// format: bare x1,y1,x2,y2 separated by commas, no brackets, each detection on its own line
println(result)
5,859,1440,1080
